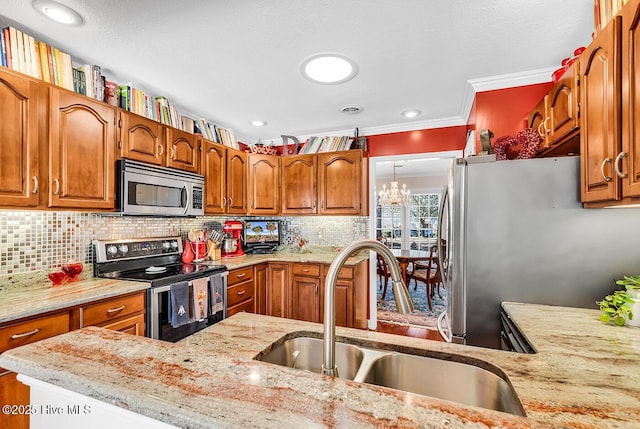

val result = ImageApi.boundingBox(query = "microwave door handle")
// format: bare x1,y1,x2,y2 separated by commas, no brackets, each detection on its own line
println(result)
181,185,190,215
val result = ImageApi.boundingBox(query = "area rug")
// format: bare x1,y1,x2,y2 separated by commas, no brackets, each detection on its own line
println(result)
377,279,447,328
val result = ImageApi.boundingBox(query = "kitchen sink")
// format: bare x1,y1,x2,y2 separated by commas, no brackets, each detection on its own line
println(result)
255,334,525,416
360,353,525,416
256,336,364,380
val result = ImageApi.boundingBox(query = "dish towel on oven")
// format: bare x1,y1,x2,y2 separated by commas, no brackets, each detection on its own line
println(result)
169,281,190,328
191,277,209,321
209,275,224,315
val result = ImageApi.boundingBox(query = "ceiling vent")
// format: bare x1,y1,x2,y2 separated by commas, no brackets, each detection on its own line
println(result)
340,105,363,114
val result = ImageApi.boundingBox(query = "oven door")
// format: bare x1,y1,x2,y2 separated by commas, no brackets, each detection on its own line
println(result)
148,272,228,342
118,160,204,217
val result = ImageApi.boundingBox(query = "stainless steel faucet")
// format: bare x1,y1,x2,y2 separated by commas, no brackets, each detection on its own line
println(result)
321,240,414,376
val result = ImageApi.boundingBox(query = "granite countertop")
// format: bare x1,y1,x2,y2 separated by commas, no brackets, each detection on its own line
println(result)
2,303,640,428
0,248,366,325
214,247,369,270
0,271,149,324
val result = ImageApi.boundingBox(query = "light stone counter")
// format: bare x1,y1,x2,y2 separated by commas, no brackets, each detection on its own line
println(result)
214,248,369,271
0,272,149,324
2,303,639,428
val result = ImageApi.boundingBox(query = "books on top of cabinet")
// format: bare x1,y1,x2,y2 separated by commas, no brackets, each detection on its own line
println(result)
298,135,353,154
0,24,241,145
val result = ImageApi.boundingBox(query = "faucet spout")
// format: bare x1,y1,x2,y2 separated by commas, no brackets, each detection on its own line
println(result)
321,240,414,376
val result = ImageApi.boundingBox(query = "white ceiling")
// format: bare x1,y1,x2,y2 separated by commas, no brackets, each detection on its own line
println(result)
1,1,594,145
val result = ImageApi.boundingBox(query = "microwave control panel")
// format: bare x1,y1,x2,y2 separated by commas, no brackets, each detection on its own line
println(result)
192,187,203,209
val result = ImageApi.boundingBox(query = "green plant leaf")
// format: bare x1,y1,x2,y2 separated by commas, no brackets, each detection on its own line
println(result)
614,316,626,326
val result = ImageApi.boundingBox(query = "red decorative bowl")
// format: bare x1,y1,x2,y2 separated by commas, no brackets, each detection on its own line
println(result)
48,271,67,286
61,263,83,282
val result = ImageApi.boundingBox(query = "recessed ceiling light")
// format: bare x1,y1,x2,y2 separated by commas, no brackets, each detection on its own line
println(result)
250,120,267,127
401,109,422,119
340,105,363,114
301,53,358,84
32,0,84,26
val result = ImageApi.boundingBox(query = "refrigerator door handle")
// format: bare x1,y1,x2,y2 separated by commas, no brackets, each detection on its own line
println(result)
437,184,449,288
437,311,452,342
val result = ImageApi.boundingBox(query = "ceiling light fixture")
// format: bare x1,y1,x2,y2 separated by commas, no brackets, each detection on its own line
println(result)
32,0,84,26
340,105,363,114
250,120,267,127
301,53,358,84
401,109,422,119
378,163,410,207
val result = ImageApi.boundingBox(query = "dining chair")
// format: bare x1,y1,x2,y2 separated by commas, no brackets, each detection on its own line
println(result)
377,254,391,300
407,245,442,310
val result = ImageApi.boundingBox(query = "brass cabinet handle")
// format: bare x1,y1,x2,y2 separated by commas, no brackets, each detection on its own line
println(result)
301,269,309,272
228,197,233,207
237,273,246,278
614,152,628,178
169,146,175,160
237,290,246,296
158,144,165,157
223,197,227,207
32,176,38,194
600,157,612,182
53,179,60,195
107,305,126,314
10,328,40,339
542,117,551,133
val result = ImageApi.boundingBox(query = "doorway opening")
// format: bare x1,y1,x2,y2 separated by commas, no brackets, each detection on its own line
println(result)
368,151,461,332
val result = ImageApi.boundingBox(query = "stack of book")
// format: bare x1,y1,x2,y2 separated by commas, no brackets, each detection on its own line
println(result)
0,25,240,144
594,0,629,35
299,136,353,154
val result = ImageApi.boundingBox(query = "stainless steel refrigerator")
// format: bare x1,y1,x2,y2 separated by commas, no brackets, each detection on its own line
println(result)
436,155,640,350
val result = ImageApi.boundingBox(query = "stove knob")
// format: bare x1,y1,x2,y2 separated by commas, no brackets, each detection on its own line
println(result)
162,241,171,250
118,244,129,255
107,245,118,256
170,241,179,249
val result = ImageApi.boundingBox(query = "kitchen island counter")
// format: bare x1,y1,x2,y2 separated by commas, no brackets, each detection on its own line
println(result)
2,304,640,427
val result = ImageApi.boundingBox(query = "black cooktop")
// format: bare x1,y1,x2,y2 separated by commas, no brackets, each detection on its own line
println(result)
100,262,227,287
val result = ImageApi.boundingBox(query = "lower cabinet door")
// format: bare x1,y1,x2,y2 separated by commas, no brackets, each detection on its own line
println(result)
0,369,30,429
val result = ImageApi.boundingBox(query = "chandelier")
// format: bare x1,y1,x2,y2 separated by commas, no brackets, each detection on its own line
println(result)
378,163,410,207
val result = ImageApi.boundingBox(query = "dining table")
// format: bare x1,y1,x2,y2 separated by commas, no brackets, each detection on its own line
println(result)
391,249,432,286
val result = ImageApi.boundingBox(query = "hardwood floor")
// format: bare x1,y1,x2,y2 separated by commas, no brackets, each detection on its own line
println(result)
375,320,444,341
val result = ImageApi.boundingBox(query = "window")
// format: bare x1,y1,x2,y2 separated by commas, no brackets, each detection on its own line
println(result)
376,193,440,250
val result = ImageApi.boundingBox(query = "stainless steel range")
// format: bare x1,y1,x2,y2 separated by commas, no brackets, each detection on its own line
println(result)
93,237,228,342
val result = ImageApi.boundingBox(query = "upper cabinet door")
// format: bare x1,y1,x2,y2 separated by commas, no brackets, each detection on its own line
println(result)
0,70,39,207
226,148,247,214
548,64,580,145
580,16,622,204
621,0,640,198
119,112,165,165
247,154,280,215
166,128,199,172
527,95,548,150
281,154,317,214
318,150,362,215
201,140,227,214
49,89,116,209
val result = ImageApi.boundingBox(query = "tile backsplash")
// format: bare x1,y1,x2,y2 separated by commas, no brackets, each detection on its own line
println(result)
0,211,369,276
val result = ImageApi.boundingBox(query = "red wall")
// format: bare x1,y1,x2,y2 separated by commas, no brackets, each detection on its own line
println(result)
471,83,551,153
366,126,467,157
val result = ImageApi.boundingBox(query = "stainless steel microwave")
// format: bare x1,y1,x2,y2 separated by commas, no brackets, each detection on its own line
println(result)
116,159,204,217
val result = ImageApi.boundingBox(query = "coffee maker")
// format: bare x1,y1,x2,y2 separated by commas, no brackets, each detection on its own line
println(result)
221,220,245,258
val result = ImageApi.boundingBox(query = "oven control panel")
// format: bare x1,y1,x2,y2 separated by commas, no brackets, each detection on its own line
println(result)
93,237,183,262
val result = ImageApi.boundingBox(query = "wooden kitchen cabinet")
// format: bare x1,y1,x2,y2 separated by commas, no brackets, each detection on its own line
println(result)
0,68,39,208
48,88,116,209
533,64,581,158
266,263,290,318
0,310,71,429
291,263,322,323
226,148,247,214
247,154,280,215
580,15,623,205
281,154,317,214
227,266,255,316
201,142,247,214
318,150,363,215
118,111,166,166
254,263,268,315
79,291,146,336
165,127,199,173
